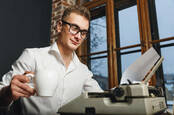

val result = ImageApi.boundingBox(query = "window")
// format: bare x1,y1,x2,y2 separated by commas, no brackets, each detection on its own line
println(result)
89,5,108,90
155,0,174,39
121,50,141,73
115,2,141,77
161,46,174,108
80,0,115,90
90,16,107,53
79,0,174,111
149,0,174,109
119,6,140,47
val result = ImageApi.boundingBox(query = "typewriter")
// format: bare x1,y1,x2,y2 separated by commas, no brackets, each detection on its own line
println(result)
58,49,167,115
58,83,166,115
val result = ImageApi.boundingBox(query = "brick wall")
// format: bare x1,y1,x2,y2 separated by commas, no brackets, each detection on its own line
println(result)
50,0,77,44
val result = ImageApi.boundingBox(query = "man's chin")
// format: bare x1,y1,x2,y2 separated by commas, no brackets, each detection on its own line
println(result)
70,45,79,51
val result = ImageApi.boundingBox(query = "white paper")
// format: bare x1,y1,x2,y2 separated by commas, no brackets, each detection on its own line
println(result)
120,47,160,84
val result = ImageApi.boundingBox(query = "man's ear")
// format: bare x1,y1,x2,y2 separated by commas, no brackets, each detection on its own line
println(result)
57,21,62,33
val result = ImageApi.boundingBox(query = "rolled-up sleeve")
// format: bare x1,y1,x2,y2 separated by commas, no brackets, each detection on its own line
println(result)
0,49,35,109
0,48,35,89
83,67,103,92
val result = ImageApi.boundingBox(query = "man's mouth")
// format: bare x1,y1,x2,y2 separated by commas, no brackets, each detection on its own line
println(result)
70,39,79,46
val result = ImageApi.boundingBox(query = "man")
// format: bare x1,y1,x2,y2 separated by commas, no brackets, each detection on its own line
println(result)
0,5,103,115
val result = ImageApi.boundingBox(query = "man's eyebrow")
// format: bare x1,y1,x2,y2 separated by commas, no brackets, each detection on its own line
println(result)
70,23,80,28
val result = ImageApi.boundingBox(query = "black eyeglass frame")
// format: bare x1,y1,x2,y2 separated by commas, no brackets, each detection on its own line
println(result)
62,20,89,40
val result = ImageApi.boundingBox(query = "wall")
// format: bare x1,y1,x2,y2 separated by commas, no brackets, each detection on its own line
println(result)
50,0,76,43
0,0,52,79
0,0,77,79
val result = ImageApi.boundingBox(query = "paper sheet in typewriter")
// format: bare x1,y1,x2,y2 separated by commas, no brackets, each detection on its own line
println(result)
120,47,160,84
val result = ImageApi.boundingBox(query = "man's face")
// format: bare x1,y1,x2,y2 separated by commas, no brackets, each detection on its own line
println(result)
57,12,89,51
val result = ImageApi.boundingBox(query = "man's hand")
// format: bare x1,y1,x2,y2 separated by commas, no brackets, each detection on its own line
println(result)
10,71,35,100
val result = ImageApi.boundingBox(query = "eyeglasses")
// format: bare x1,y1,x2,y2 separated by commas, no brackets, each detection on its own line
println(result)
62,20,88,40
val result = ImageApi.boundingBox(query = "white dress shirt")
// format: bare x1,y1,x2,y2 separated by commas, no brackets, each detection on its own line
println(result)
0,42,103,115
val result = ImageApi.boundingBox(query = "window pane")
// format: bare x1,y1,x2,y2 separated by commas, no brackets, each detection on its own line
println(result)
121,52,141,74
90,16,107,53
89,5,108,90
161,47,174,108
155,0,174,38
118,5,140,47
90,58,108,90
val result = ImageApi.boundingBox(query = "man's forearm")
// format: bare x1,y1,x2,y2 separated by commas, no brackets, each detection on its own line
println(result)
0,86,13,106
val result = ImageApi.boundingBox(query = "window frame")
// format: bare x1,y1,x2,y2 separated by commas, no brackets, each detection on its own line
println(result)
77,0,174,92
77,0,118,88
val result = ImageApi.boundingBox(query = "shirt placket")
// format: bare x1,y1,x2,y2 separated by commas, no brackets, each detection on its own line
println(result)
59,65,66,108
59,61,76,107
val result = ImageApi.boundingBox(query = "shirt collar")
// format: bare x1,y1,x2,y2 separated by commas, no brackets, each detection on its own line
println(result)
49,42,80,67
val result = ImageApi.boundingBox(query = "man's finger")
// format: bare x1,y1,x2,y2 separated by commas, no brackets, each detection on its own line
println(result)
13,75,29,83
12,91,30,100
14,79,35,94
12,84,31,96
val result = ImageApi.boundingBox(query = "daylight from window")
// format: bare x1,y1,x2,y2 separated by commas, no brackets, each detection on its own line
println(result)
90,16,108,90
155,0,174,107
118,5,141,73
89,1,174,102
90,16,107,77
155,0,174,39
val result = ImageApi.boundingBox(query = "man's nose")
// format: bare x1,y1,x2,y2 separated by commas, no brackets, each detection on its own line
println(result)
74,32,81,40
